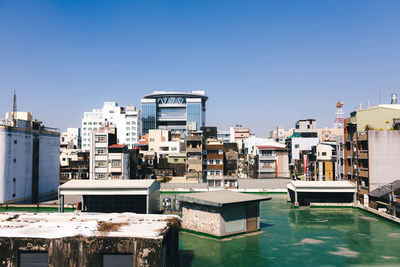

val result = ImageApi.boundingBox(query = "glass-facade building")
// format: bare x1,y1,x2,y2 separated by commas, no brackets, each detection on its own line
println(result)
141,91,207,134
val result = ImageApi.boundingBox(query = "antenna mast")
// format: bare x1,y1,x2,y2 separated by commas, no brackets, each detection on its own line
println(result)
12,90,17,126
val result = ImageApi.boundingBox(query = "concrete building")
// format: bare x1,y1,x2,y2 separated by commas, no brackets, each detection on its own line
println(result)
60,149,89,180
217,130,230,143
60,127,81,149
294,119,317,132
186,131,204,182
0,111,60,204
229,125,250,143
288,133,320,162
269,126,294,144
148,129,185,158
287,181,357,206
0,212,180,266
59,179,160,214
141,91,208,134
89,126,117,180
243,135,272,156
204,139,224,177
312,142,337,181
356,130,400,196
177,191,271,237
107,144,130,180
257,145,289,178
82,102,141,150
344,102,400,200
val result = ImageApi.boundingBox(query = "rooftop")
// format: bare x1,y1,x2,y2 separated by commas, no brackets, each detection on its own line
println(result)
59,179,158,190
0,212,178,239
176,190,271,207
287,181,356,193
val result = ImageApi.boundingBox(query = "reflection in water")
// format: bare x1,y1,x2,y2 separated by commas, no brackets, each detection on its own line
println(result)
177,194,400,267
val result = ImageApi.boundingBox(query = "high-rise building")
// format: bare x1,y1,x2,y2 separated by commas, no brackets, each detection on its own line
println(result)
0,111,60,203
141,91,208,135
81,102,141,150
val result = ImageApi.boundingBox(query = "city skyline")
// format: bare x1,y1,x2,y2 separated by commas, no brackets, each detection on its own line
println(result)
2,1,400,135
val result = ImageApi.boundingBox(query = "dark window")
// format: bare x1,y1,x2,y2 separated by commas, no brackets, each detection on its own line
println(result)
322,152,327,156
19,252,48,267
14,140,17,144
13,178,16,182
13,159,16,163
102,254,133,267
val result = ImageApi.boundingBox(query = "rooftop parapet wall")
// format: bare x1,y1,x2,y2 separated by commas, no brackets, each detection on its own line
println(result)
0,212,180,267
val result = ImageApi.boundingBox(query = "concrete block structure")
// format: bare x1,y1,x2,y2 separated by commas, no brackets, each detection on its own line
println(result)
287,181,357,206
0,111,60,204
58,180,160,214
177,191,271,237
0,212,180,267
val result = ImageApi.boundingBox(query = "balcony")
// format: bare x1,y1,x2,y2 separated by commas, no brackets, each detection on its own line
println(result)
259,155,277,160
358,133,368,141
205,154,223,160
358,150,368,159
206,164,223,170
186,147,202,153
358,169,369,178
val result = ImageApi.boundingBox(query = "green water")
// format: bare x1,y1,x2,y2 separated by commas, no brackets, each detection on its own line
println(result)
177,194,400,267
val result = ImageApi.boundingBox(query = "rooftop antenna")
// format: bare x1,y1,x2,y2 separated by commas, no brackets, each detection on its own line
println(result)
379,88,382,104
12,90,17,125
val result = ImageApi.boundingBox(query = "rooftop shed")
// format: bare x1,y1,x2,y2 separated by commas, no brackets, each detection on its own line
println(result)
58,179,160,214
287,181,357,206
177,190,271,237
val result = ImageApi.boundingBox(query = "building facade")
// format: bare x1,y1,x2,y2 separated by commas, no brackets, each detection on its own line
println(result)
141,91,208,135
257,145,289,178
82,102,141,150
0,112,60,203
60,127,81,149
186,131,204,182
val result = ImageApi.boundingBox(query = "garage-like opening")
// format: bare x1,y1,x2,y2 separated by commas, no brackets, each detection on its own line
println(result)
19,252,48,267
83,195,146,213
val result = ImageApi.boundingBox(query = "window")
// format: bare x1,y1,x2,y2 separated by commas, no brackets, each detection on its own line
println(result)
295,144,299,148
62,158,66,161
126,122,131,125
126,133,130,136
150,138,154,142
95,161,106,167
171,147,177,151
14,140,17,144
132,127,136,130
83,128,87,131
174,159,179,163
126,138,131,141
19,252,48,266
13,178,16,182
111,160,121,167
102,254,132,267
88,127,92,130
95,135,107,142
93,122,97,125
261,150,272,156
88,122,92,125
322,152,327,156
83,122,87,125
95,173,107,179
95,148,106,155
126,127,130,130
216,160,220,164
13,159,16,163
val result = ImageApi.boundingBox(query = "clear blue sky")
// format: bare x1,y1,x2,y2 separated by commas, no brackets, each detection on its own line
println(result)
1,0,400,136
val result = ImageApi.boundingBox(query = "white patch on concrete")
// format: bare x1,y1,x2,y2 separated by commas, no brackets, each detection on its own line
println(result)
0,212,179,239
330,247,359,257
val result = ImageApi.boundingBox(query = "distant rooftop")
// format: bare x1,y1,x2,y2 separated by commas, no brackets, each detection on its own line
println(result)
142,91,208,100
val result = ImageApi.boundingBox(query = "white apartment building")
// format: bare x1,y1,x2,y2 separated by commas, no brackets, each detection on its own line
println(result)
0,112,60,203
60,127,81,149
82,102,141,150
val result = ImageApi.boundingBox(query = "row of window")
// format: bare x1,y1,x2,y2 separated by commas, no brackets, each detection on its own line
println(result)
83,121,137,126
205,159,221,165
207,170,222,175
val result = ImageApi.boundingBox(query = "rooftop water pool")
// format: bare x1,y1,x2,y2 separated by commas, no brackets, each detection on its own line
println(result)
173,193,400,266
